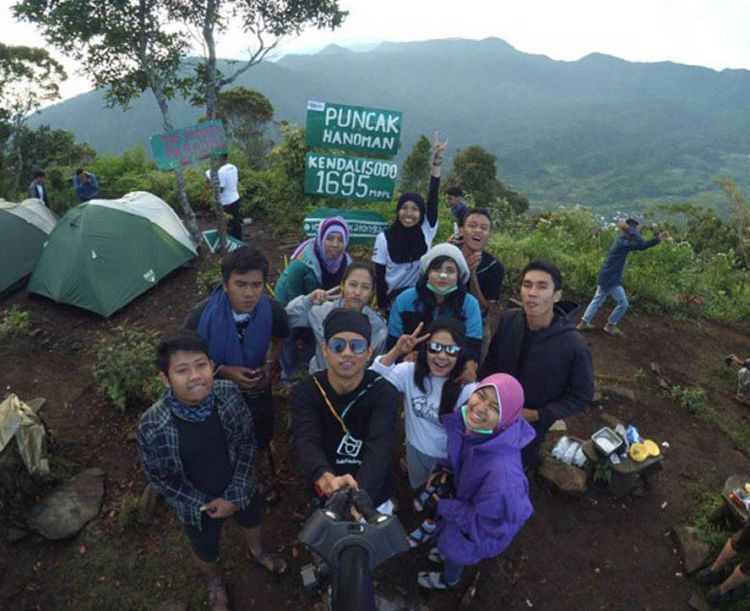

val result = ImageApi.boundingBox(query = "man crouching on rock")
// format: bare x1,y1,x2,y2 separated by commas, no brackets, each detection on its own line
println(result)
137,330,286,611
289,309,399,515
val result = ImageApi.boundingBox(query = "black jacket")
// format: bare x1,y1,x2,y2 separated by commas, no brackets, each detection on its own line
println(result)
480,301,594,435
289,370,399,506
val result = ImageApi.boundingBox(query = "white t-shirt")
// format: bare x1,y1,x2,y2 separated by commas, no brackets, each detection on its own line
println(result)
205,163,240,206
370,356,476,459
372,219,438,295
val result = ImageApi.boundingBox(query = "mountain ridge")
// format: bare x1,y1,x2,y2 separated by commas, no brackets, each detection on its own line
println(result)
31,37,750,211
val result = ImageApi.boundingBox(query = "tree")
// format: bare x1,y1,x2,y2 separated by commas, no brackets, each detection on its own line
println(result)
215,87,274,168
447,144,529,214
717,179,750,269
0,44,66,193
166,0,345,249
399,135,431,193
14,0,201,243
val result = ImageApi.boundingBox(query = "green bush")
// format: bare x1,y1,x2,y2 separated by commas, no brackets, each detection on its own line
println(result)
0,305,32,337
92,324,162,411
670,385,708,416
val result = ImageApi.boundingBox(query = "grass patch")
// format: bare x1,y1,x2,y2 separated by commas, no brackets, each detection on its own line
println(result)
0,305,32,337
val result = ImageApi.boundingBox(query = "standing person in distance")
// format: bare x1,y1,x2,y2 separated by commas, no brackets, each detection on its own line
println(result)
72,167,100,201
27,170,50,208
373,133,446,312
577,218,668,337
445,186,467,242
205,152,242,241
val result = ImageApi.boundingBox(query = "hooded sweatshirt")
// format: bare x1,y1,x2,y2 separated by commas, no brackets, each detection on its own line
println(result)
436,410,535,566
480,301,594,435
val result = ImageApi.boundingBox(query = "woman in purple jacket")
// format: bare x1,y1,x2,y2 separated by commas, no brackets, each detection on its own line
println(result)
417,373,535,590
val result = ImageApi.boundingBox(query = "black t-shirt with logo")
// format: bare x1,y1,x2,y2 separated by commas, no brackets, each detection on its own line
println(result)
289,369,399,506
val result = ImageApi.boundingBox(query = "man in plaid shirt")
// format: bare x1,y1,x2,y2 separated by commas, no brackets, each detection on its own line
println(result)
138,330,286,611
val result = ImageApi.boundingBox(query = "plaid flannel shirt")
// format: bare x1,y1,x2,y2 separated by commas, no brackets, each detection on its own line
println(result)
137,380,257,529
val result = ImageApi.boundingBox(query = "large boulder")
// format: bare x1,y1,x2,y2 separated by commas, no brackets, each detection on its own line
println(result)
673,525,711,574
27,468,105,540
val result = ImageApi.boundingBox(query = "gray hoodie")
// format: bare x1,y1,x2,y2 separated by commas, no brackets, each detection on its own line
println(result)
285,296,388,374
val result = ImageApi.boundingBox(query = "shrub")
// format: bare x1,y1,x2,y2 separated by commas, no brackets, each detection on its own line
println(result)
0,305,32,337
92,324,162,411
670,385,708,416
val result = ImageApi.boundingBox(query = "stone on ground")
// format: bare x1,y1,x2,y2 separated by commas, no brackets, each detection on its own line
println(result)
27,468,105,540
539,457,587,496
548,420,567,432
673,525,711,574
596,382,636,402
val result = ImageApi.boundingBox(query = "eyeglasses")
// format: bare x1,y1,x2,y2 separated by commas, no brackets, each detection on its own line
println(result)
327,337,369,355
427,341,462,356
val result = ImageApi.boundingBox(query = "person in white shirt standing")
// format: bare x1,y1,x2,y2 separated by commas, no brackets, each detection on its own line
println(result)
206,153,242,240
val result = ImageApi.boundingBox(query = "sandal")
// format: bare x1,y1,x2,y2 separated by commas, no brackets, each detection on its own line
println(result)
417,571,458,590
707,581,750,605
695,563,734,585
408,523,436,549
208,576,229,611
247,548,288,575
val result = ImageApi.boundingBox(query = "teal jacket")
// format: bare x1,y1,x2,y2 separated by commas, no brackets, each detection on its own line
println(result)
275,241,351,306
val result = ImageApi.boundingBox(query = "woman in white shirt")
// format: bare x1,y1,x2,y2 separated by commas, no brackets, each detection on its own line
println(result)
369,317,476,489
372,134,447,311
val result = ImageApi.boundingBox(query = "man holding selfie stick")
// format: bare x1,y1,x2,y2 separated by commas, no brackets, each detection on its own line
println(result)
185,246,288,503
289,309,399,514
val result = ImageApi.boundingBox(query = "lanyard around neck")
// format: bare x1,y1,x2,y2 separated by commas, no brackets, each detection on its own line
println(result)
312,375,379,435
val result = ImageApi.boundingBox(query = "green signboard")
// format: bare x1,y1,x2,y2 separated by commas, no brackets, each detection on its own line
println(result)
150,120,227,171
303,208,388,245
201,229,245,253
304,152,398,202
305,101,402,156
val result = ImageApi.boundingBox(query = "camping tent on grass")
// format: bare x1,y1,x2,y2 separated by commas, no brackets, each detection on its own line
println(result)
28,192,197,317
0,198,58,294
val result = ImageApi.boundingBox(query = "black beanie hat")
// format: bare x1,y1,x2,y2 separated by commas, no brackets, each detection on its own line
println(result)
323,308,372,344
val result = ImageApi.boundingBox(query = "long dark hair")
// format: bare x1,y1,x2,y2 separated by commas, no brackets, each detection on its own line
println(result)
413,318,469,415
414,255,468,328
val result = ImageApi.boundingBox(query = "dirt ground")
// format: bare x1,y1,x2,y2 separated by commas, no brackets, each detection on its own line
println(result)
1,220,750,610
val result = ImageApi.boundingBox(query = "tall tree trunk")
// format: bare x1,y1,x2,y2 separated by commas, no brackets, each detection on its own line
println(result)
11,114,24,195
150,85,202,246
202,0,228,254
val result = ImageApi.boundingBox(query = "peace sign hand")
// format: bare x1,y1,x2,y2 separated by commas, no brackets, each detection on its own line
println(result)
395,322,431,355
433,132,448,159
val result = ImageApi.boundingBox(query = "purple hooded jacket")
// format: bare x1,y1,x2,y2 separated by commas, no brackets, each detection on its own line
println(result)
436,410,535,566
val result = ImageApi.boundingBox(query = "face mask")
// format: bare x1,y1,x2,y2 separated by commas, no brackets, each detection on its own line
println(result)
461,404,494,435
426,282,459,296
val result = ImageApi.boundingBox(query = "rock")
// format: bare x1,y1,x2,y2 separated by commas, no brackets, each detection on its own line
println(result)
597,382,636,402
138,484,160,524
548,420,567,432
673,525,711,574
156,601,188,611
126,429,137,442
6,526,27,543
27,468,105,540
592,391,603,403
687,593,710,611
242,217,253,226
539,457,587,497
649,362,662,375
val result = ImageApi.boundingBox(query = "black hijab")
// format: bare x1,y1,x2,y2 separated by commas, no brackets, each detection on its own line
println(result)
383,192,427,263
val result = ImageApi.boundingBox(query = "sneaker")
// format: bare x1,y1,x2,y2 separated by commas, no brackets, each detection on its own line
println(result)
417,571,458,590
603,323,624,337
576,320,595,331
427,547,443,564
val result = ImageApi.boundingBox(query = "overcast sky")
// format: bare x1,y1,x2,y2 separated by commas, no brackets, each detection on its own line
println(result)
3,0,750,102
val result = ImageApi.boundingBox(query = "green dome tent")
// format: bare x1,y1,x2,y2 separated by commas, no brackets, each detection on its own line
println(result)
0,198,58,294
28,192,197,317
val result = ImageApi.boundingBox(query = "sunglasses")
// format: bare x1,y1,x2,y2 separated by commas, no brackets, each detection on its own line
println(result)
327,337,369,355
427,341,462,356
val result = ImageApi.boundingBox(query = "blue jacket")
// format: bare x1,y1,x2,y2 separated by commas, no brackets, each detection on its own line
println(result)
436,410,535,566
597,232,660,289
73,172,99,201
